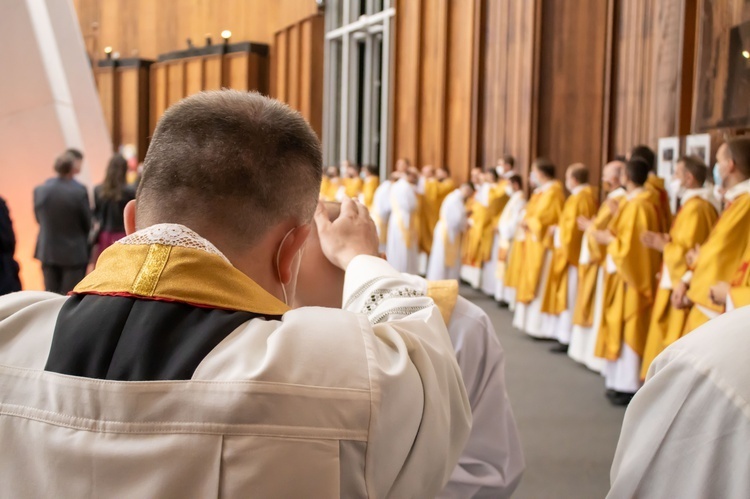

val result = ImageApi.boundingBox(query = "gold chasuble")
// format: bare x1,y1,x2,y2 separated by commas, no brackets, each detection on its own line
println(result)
541,185,597,315
645,175,672,232
729,240,750,309
514,181,565,304
343,177,364,199
362,176,379,209
419,179,454,255
573,188,625,327
464,184,509,267
684,186,750,333
595,189,661,362
321,177,342,202
641,193,718,378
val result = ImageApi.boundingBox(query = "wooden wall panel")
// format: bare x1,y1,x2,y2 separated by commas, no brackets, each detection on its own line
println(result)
203,56,223,90
271,15,324,137
118,68,138,147
150,63,168,134
75,0,319,61
393,0,481,182
166,61,185,106
477,0,538,179
95,69,119,143
393,0,422,165
287,25,301,110
184,58,204,96
225,53,250,90
608,0,691,158
418,0,448,168
535,0,609,187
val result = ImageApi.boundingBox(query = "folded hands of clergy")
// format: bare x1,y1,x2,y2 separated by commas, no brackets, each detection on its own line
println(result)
671,281,692,309
685,245,700,268
641,231,670,252
577,216,593,231
606,198,621,215
709,282,730,306
315,198,380,270
592,230,614,245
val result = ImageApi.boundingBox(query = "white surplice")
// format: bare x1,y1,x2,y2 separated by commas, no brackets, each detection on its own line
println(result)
0,229,471,498
608,306,750,498
386,178,419,274
426,190,468,281
371,179,393,253
495,192,527,305
568,187,626,372
399,275,525,499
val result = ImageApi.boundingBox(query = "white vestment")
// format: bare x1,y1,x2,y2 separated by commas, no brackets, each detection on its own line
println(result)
608,306,750,498
426,190,468,281
400,275,525,499
494,191,526,305
386,178,419,274
0,228,471,498
568,187,626,372
371,179,393,253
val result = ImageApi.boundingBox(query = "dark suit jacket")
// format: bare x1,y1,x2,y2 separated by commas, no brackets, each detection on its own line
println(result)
34,178,92,266
94,184,136,233
0,196,22,294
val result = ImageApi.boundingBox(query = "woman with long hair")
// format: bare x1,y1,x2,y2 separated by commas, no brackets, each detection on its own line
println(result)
92,154,135,260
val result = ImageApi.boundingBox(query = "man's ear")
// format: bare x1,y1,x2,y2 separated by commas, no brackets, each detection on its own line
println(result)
124,200,137,235
278,224,312,284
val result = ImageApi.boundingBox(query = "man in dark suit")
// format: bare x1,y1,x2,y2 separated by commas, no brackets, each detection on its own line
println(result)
0,195,22,295
34,152,92,294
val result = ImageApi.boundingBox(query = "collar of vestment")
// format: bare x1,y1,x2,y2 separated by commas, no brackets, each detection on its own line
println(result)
725,178,750,202
534,180,555,194
626,187,645,200
502,170,515,179
681,187,713,205
571,184,589,196
73,223,290,315
607,187,626,199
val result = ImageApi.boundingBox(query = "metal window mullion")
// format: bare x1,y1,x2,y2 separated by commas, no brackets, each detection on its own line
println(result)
379,15,393,180
339,32,350,165
361,34,374,166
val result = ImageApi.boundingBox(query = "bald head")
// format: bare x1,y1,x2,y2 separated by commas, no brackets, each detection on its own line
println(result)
137,90,322,248
602,161,624,192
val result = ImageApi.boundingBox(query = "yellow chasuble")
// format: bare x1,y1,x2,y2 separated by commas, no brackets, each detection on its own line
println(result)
514,181,565,304
321,178,342,202
641,195,718,378
572,189,625,327
541,185,597,315
419,179,444,255
343,177,364,199
729,240,750,308
477,185,510,265
645,175,673,233
595,190,661,362
684,191,750,333
362,176,379,209
320,177,330,200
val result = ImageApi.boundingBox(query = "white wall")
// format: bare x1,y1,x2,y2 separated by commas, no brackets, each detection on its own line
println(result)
0,0,112,289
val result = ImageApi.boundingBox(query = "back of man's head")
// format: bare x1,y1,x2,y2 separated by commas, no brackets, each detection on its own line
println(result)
727,136,750,178
137,90,322,246
54,152,75,176
678,156,708,186
630,145,655,172
626,158,650,186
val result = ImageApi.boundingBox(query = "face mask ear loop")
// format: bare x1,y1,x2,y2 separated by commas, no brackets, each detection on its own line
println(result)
276,229,295,306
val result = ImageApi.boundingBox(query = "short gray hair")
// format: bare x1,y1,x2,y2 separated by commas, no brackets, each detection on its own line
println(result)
137,90,322,243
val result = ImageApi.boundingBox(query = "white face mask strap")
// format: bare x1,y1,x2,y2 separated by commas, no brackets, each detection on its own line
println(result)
276,228,295,306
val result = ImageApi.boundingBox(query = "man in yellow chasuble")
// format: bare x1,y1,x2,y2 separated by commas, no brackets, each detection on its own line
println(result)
0,91,471,497
511,159,565,338
568,161,626,373
592,158,661,406
418,165,454,256
672,137,750,336
360,164,380,210
542,164,597,353
640,156,718,378
631,145,672,233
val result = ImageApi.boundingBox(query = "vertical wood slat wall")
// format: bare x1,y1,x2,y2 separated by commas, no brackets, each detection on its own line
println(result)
94,61,150,162
392,0,482,184
271,15,325,138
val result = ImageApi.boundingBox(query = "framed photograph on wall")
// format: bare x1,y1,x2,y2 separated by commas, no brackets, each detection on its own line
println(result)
685,133,712,166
